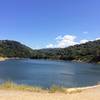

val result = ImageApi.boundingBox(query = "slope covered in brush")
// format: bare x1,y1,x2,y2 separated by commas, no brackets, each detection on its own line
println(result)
0,40,33,58
32,40,100,63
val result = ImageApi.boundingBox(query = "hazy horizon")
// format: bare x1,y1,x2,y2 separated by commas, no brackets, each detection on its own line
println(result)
0,0,100,49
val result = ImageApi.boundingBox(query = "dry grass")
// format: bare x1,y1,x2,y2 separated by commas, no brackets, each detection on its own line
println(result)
0,81,82,94
49,85,66,93
0,81,43,92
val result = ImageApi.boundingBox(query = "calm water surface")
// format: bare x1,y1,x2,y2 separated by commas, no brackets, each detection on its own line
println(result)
0,59,100,88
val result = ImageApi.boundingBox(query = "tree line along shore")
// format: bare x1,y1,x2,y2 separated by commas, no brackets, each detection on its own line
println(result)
0,39,100,63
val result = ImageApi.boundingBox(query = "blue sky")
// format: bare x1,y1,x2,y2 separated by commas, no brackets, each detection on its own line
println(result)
0,0,100,49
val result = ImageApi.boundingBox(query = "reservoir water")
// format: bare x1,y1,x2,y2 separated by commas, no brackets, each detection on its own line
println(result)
0,59,100,88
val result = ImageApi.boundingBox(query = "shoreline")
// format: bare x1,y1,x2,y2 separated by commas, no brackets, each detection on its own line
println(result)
0,81,100,93
0,57,8,61
0,56,100,64
31,58,100,64
0,57,24,62
66,84,100,92
0,84,100,100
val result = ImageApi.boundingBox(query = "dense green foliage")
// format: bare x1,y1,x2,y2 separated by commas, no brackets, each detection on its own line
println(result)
31,40,100,63
0,40,100,63
0,40,33,57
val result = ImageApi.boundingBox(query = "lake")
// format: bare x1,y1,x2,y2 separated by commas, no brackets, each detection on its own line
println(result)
0,59,100,88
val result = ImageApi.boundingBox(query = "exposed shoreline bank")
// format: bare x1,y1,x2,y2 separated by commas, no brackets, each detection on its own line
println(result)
0,81,100,93
0,57,23,61
0,56,100,64
0,57,8,61
0,83,100,100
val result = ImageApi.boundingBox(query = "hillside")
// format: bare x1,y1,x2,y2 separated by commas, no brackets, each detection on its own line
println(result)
32,40,100,63
0,40,100,63
0,40,33,58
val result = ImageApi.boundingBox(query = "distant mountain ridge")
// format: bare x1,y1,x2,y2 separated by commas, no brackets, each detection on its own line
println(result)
0,39,100,63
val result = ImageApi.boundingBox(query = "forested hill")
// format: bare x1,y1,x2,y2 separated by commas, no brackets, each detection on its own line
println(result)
0,40,33,57
0,40,100,63
32,40,100,63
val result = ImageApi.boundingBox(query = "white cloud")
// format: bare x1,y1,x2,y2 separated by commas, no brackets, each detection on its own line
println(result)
80,39,89,43
56,35,78,48
46,34,100,48
46,35,78,48
46,44,54,48
96,38,100,40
